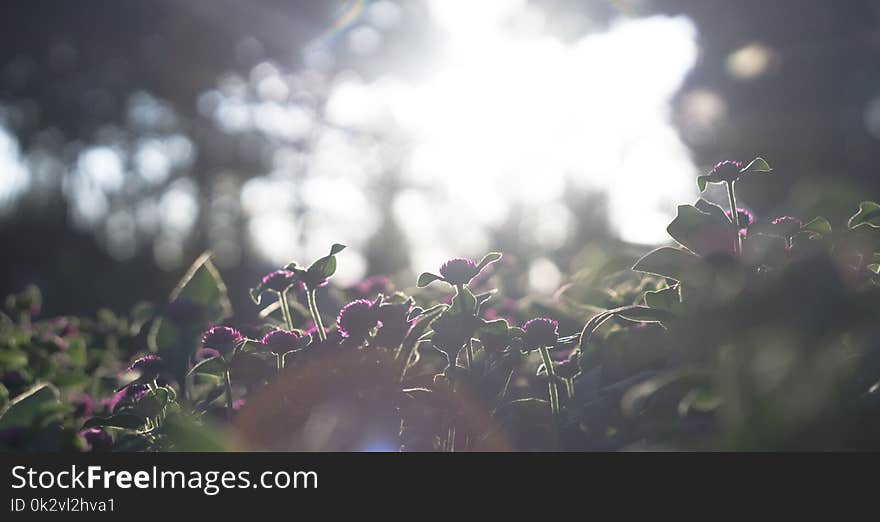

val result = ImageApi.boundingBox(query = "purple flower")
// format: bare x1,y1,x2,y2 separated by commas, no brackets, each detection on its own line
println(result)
260,329,308,353
232,399,247,411
260,270,297,292
522,318,559,350
336,299,379,339
725,207,754,237
771,216,803,234
439,258,480,285
201,326,242,353
711,160,743,183
126,355,163,380
193,347,221,363
80,428,113,452
105,385,148,413
126,354,159,372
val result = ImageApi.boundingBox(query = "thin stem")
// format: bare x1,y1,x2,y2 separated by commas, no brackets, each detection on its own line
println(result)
278,291,294,331
492,367,516,415
276,352,283,371
465,342,474,369
307,289,327,342
224,369,234,421
538,346,559,419
726,180,742,254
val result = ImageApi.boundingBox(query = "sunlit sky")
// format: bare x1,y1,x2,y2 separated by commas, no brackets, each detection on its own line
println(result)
1,0,717,291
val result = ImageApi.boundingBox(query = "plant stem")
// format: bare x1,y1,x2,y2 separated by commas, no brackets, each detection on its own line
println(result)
307,289,327,342
224,369,234,421
726,180,742,254
276,353,283,371
538,346,559,419
278,291,294,331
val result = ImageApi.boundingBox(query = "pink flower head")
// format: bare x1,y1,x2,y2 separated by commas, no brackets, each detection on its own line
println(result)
126,355,162,379
522,317,559,350
439,258,480,285
260,329,308,353
260,270,297,292
201,326,242,353
336,299,379,339
711,160,743,183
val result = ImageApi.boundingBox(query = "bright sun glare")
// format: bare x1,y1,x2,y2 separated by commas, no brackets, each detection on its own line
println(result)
323,0,700,276
0,0,701,286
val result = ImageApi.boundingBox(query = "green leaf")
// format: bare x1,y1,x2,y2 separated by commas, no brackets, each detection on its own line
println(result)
741,157,772,173
449,284,477,317
82,413,145,430
329,243,347,256
417,272,443,287
848,201,880,229
308,255,337,280
801,217,831,236
0,350,28,371
694,198,730,223
696,175,711,192
169,252,233,322
476,252,502,272
666,204,737,256
187,356,227,377
867,263,880,275
0,384,61,430
476,318,510,337
633,247,702,282
66,338,87,367
644,285,682,314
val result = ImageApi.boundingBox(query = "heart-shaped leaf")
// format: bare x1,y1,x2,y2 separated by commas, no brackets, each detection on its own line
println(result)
0,384,60,430
187,356,227,377
417,272,443,287
667,204,737,256
848,201,880,229
741,157,772,173
802,217,832,236
476,252,502,272
633,247,702,282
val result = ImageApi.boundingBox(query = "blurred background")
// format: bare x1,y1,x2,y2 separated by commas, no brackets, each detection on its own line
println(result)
2,0,879,316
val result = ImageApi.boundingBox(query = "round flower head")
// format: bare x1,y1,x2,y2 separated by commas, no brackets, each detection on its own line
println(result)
771,216,803,236
201,326,242,353
711,160,743,183
106,384,148,413
725,207,754,237
260,329,308,353
336,299,379,339
80,428,113,452
193,347,221,365
439,258,480,285
126,355,162,379
261,270,297,292
522,318,559,350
